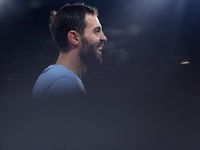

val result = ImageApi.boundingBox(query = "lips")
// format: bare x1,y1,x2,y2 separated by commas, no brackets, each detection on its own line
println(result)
97,43,104,51
97,46,103,51
96,45,103,57
97,42,104,47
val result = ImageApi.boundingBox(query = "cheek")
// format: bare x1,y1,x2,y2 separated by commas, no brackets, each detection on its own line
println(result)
85,34,99,42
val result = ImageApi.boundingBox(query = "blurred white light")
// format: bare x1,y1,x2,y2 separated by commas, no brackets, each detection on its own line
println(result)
0,0,11,9
0,0,16,17
181,61,190,65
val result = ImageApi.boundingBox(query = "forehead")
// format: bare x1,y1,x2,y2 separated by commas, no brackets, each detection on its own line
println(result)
85,14,101,29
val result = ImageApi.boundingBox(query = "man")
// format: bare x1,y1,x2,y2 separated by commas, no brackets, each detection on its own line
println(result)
31,3,107,99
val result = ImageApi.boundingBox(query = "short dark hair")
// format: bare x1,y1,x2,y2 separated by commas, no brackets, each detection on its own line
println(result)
49,3,98,50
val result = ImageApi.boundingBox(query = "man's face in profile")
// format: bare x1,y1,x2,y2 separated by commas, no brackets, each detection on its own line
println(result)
79,14,107,67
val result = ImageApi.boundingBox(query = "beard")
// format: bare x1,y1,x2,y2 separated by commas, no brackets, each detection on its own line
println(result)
79,36,102,67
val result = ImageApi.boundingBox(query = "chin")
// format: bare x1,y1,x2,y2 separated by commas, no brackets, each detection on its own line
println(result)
90,58,102,67
96,58,102,66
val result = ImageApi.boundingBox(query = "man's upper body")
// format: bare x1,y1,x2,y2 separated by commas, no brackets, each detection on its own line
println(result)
31,3,107,99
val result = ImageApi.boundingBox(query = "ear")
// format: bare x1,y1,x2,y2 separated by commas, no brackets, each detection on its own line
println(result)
68,30,80,45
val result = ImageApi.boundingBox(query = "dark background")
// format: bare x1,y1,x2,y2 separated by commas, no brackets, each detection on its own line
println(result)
0,0,200,149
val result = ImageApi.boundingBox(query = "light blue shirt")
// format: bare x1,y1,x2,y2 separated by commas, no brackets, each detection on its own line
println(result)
31,65,85,99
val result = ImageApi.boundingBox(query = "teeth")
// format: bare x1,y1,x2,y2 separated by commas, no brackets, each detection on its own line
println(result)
98,47,102,50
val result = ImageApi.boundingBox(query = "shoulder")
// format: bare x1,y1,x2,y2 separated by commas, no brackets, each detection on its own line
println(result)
32,65,85,99
44,65,85,96
43,65,80,87
40,65,76,81
45,65,75,76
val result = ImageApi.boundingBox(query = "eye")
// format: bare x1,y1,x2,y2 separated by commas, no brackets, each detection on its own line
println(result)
94,27,101,34
95,29,100,33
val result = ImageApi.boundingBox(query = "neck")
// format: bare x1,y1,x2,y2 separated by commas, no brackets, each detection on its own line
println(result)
55,51,87,78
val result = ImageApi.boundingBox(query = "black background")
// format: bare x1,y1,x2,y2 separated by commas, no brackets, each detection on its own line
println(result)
0,0,200,149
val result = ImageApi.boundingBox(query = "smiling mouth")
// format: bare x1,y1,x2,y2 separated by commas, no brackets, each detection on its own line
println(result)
97,44,104,51
97,47,103,51
97,42,104,48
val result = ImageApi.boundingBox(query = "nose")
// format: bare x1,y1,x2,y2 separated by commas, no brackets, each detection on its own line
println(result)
100,31,107,42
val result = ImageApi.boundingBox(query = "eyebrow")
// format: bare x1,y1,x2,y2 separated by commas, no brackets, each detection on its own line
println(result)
93,26,102,32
